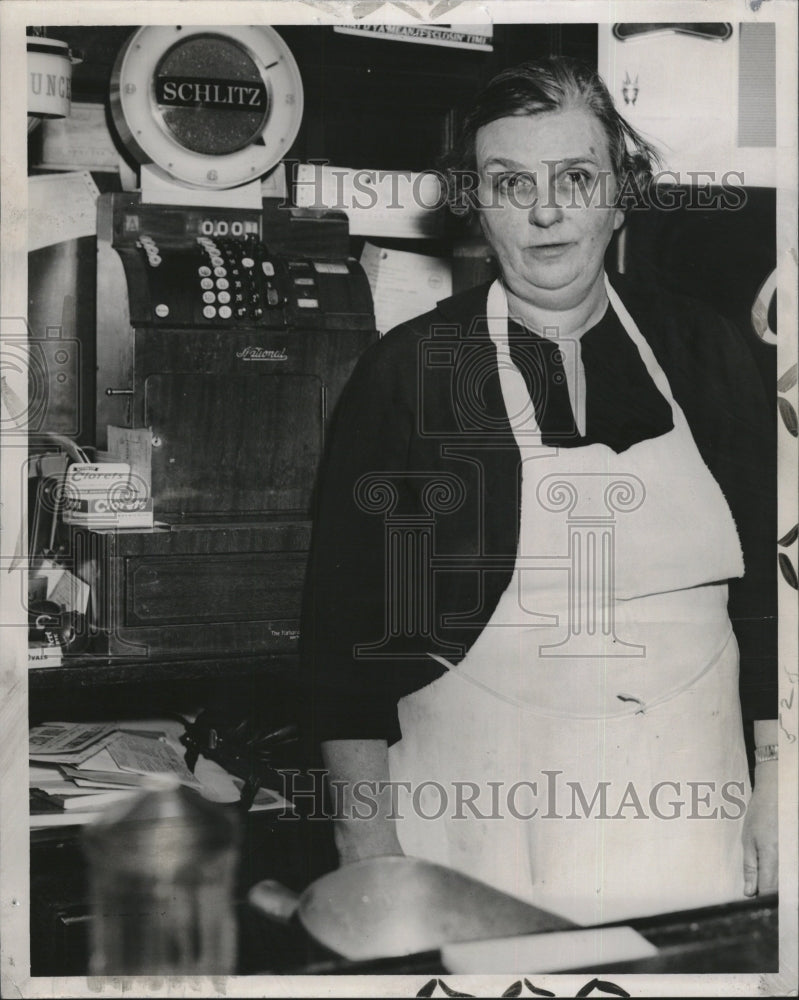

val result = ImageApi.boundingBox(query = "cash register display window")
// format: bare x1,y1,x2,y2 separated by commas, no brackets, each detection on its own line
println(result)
145,373,322,518
154,34,269,155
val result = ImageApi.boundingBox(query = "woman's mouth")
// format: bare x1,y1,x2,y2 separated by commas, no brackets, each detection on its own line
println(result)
524,242,574,259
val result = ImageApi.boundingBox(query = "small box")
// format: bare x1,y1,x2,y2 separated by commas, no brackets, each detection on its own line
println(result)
61,463,153,529
28,640,63,669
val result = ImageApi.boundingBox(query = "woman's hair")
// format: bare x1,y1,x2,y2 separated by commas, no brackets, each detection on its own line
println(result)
445,55,660,217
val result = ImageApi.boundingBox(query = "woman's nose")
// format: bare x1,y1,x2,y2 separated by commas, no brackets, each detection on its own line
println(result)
528,193,564,228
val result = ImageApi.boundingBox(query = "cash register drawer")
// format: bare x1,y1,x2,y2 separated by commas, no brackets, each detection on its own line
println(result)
70,521,310,658
126,550,304,625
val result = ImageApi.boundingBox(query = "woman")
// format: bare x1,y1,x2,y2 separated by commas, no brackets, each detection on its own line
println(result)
301,57,777,925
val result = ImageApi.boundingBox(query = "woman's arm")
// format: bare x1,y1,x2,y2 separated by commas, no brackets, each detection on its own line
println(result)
321,739,404,864
742,718,779,895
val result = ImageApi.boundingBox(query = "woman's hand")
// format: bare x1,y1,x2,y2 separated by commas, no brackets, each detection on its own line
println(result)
742,757,778,896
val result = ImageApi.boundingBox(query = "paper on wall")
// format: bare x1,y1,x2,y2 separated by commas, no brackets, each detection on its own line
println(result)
39,102,120,173
28,170,100,252
106,426,153,496
333,23,493,51
597,24,777,187
294,164,445,238
360,241,452,335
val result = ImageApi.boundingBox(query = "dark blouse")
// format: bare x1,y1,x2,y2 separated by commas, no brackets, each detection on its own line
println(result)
506,305,674,451
300,277,776,746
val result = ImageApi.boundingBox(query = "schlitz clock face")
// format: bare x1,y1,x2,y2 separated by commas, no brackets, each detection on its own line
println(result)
111,25,303,189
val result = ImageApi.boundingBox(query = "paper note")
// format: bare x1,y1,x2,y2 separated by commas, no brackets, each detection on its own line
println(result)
40,102,121,172
105,733,202,789
360,242,452,334
61,764,145,788
294,164,445,238
333,24,493,51
47,567,90,615
106,426,153,496
28,170,100,252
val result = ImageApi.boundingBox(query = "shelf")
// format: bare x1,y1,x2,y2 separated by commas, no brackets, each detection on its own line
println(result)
28,651,301,691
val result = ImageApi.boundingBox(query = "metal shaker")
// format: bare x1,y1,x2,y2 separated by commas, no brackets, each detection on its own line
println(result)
82,777,240,975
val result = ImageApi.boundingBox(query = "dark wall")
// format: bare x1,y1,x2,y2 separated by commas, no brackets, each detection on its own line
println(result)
41,24,598,172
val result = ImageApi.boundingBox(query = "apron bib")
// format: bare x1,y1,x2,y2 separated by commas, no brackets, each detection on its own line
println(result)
389,277,750,925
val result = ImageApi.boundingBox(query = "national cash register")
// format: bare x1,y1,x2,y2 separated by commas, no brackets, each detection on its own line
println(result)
63,25,377,658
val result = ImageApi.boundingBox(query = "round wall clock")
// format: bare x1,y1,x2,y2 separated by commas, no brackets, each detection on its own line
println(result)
110,25,303,190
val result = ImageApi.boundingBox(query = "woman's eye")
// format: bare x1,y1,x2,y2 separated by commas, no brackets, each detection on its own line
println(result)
556,169,600,204
496,172,535,195
563,169,590,186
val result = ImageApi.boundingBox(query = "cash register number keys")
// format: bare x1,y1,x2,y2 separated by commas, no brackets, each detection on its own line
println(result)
194,236,283,322
141,234,305,322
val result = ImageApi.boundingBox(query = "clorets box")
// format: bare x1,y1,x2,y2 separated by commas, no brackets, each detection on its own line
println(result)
61,463,154,529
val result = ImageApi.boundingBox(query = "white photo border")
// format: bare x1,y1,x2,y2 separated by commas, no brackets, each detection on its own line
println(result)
1,1,796,996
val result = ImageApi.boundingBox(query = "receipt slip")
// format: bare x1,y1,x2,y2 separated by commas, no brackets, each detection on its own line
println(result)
442,926,658,974
61,462,153,528
294,164,445,239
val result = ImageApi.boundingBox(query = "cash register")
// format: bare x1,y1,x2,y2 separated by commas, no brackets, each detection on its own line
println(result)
54,24,378,659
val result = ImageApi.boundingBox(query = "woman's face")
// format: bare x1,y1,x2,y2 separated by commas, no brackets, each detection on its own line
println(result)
475,105,624,312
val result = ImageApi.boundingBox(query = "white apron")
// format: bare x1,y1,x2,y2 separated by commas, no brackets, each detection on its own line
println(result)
388,277,750,926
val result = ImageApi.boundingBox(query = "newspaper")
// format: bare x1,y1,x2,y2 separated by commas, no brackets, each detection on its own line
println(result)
103,732,202,789
29,723,116,762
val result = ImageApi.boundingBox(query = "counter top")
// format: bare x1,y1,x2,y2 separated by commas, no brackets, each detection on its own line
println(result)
273,894,779,977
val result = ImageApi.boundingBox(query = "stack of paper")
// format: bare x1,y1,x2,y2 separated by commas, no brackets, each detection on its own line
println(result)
29,720,294,828
29,722,200,828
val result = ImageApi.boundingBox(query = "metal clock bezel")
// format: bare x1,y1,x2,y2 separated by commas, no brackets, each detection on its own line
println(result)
110,25,304,190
